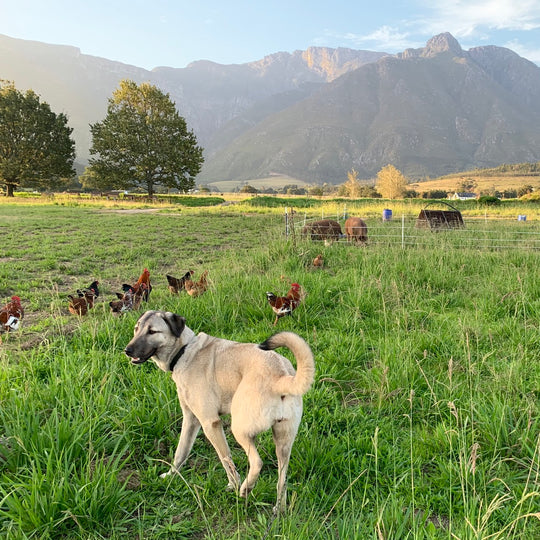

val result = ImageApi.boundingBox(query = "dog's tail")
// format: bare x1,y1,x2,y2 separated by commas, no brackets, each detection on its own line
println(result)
259,331,315,396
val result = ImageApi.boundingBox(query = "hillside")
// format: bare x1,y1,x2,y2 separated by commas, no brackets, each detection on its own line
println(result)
411,175,540,195
198,34,540,185
412,162,540,194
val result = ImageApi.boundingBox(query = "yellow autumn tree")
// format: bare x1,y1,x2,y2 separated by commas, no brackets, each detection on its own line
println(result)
340,168,362,198
376,164,408,199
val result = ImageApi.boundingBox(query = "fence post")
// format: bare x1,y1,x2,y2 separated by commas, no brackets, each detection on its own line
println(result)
290,207,296,248
402,214,405,249
285,207,289,237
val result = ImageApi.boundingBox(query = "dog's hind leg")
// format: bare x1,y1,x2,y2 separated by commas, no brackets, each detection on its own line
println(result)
232,428,264,499
161,408,201,478
272,423,295,513
272,411,302,513
201,418,241,491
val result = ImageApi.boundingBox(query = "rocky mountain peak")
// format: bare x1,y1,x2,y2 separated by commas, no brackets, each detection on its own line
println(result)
301,46,386,80
244,47,387,82
422,32,463,58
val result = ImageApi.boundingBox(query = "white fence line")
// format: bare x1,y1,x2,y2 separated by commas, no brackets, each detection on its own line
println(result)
287,212,540,251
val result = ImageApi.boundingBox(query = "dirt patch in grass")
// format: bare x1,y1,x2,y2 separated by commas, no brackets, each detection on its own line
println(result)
99,208,163,214
1,313,80,353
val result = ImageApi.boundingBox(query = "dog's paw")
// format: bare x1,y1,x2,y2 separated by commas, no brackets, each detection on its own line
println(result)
159,470,175,479
239,480,252,498
273,502,286,515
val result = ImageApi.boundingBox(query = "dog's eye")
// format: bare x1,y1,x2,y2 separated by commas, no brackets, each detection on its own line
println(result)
148,329,158,335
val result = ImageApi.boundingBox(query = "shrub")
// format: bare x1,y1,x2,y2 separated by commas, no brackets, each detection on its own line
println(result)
520,191,540,202
478,195,501,206
422,189,449,199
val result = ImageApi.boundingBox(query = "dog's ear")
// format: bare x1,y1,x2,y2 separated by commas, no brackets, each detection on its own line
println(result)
163,312,186,338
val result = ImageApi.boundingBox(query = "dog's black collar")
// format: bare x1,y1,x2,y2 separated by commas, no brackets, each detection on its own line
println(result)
168,344,188,372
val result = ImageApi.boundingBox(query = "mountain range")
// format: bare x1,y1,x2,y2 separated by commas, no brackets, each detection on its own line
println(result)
1,32,540,186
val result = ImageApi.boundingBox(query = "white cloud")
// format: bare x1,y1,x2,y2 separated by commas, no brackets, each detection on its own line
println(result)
318,1,540,65
335,25,423,53
419,0,540,37
504,39,540,64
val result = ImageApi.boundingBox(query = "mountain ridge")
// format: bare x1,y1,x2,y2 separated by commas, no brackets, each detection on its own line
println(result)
1,32,540,186
198,33,540,184
0,33,386,166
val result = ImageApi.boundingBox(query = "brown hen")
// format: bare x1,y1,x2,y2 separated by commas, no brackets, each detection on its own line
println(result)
185,270,209,297
68,289,96,316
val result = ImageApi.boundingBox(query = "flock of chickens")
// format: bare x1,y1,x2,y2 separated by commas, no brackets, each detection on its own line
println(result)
65,268,210,317
0,254,323,340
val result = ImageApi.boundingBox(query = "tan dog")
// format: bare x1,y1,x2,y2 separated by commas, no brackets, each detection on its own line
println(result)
124,310,315,513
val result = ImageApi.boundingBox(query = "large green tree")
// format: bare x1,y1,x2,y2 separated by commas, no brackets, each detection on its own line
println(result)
0,81,75,197
88,80,203,196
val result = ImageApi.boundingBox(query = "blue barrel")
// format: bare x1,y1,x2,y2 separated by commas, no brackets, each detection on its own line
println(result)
518,215,527,221
382,208,393,221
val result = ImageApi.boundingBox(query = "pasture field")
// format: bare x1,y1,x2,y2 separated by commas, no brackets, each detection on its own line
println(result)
409,175,540,195
206,175,311,193
1,198,540,539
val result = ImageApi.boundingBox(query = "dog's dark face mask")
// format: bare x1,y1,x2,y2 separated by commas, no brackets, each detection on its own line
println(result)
124,311,185,364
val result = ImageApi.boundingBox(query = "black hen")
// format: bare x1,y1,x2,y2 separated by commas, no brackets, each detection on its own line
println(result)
77,280,100,298
166,270,194,294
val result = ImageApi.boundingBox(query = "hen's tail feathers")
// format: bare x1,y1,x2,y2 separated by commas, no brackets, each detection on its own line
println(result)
259,331,315,396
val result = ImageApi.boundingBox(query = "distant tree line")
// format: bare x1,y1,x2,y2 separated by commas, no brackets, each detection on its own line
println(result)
472,162,540,177
236,165,420,199
234,168,536,201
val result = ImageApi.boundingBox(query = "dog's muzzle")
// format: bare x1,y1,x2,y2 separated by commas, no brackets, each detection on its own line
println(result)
124,345,155,364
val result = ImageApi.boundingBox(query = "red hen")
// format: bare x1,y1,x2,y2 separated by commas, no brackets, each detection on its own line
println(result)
266,283,303,326
0,296,24,334
128,268,152,302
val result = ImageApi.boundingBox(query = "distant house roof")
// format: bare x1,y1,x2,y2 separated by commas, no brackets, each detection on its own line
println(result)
450,192,477,200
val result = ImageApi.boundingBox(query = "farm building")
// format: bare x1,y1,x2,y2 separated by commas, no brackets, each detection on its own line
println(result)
416,202,465,230
449,192,477,200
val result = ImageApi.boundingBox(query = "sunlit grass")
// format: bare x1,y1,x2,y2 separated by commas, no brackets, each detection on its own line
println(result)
3,191,540,220
0,201,539,538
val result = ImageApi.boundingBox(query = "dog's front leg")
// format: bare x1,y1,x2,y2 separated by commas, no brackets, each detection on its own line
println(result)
161,408,201,478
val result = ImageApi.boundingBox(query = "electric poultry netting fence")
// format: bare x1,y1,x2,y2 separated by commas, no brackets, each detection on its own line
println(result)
287,210,540,251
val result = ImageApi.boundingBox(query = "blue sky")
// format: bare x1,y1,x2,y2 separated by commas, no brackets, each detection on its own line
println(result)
1,0,539,69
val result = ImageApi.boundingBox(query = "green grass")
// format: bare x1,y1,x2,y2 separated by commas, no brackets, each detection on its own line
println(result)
0,200,539,538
